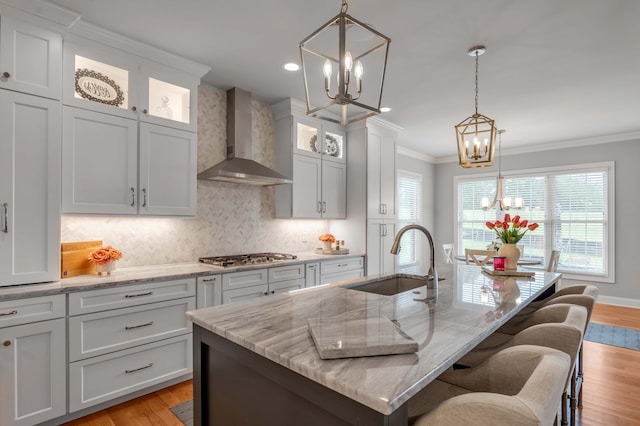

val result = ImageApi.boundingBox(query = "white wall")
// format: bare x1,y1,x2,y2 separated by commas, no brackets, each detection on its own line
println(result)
61,84,330,267
433,138,640,304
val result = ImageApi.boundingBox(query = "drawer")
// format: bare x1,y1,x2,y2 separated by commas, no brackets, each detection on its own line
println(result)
69,297,195,361
270,278,305,295
69,334,192,412
268,263,305,283
321,256,364,275
0,295,65,328
222,269,268,291
222,284,268,305
68,278,196,315
320,269,364,285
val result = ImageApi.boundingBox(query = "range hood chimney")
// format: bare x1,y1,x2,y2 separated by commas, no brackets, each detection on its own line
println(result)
197,88,292,185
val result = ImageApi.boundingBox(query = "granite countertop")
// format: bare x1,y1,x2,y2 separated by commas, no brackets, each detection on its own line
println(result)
0,252,365,301
187,265,561,415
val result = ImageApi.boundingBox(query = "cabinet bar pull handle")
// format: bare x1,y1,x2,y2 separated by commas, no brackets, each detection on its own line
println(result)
125,321,154,330
142,188,147,207
338,264,348,268
308,265,315,269
130,187,135,207
2,203,7,233
125,362,153,374
0,310,17,317
2,71,10,78
202,278,216,282
125,291,153,298
322,201,327,213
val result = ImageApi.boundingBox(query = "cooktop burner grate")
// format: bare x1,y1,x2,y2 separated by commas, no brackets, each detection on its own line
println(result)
199,252,297,268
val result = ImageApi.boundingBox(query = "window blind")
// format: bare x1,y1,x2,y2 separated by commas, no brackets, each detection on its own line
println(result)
397,170,422,272
456,162,613,280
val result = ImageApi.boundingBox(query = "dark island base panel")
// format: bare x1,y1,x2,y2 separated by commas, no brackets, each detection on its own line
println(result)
193,326,408,426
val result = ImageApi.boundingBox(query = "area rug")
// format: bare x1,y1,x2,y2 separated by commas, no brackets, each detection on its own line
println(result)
170,400,193,426
584,322,640,351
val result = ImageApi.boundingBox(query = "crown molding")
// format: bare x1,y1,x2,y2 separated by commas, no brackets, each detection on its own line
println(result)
64,21,210,78
434,131,640,164
397,146,436,163
0,0,79,28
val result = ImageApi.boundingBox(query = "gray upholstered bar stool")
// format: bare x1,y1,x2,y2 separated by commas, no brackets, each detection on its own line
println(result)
409,345,571,426
500,284,598,425
462,303,587,426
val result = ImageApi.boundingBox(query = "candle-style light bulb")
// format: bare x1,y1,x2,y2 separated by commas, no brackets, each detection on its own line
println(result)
323,60,332,92
354,60,363,93
503,197,512,208
481,197,490,209
515,197,523,209
344,52,353,72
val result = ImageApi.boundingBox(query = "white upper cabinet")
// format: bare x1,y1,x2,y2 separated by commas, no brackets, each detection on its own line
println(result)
273,99,347,219
63,41,197,131
0,15,62,99
139,123,197,216
367,121,398,219
0,90,60,286
62,107,138,214
62,107,197,216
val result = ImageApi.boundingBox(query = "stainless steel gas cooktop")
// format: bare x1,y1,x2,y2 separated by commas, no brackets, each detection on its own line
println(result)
199,252,297,268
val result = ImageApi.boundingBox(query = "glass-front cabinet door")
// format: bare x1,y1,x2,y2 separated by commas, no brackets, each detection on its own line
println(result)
63,41,138,119
294,118,345,162
139,59,197,131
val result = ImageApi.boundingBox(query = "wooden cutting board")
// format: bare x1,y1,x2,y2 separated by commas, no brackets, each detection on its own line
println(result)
61,240,103,278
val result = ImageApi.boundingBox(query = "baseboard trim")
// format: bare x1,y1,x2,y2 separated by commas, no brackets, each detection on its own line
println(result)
597,295,640,309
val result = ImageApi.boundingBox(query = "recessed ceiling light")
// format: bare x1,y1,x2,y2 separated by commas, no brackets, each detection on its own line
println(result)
284,63,300,71
380,107,391,113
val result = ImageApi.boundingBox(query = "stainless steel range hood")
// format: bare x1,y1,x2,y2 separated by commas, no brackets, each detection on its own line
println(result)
198,88,292,185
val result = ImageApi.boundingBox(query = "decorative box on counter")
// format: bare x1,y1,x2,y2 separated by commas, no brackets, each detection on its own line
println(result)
314,247,350,255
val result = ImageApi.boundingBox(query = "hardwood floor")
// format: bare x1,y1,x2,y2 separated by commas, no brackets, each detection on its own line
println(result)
64,303,640,426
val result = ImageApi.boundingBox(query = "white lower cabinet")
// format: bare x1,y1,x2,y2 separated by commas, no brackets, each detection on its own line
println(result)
0,295,66,426
197,274,222,308
221,264,306,305
69,334,192,412
320,256,365,285
305,262,320,287
68,279,195,412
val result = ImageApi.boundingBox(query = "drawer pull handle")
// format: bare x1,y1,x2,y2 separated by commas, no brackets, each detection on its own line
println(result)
2,203,8,233
202,278,216,282
338,264,348,267
125,321,154,330
125,291,153,299
125,362,153,374
0,310,17,317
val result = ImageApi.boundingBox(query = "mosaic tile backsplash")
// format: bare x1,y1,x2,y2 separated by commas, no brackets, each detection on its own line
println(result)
61,84,328,267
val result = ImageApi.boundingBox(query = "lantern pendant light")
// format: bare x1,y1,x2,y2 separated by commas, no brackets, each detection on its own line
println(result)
299,0,390,125
455,45,497,168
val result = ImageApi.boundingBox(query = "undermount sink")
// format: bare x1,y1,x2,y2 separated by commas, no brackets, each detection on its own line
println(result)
345,275,431,296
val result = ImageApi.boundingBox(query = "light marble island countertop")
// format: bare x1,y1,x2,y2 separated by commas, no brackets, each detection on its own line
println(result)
188,264,561,417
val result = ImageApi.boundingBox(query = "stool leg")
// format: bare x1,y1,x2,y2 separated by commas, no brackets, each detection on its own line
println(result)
561,390,569,426
578,343,584,407
570,366,578,426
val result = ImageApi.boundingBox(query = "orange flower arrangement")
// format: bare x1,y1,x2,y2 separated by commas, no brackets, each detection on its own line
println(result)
486,214,539,244
319,233,336,243
88,246,123,265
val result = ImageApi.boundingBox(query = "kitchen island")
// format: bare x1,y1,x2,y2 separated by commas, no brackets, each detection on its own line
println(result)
187,264,560,425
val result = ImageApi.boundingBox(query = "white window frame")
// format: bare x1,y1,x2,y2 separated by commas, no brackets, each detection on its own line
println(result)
454,161,615,283
397,169,423,274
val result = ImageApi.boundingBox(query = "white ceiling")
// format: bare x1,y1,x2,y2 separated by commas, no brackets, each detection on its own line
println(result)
48,0,640,160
